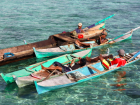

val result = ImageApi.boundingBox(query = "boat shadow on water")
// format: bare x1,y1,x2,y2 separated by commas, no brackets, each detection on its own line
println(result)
4,83,37,99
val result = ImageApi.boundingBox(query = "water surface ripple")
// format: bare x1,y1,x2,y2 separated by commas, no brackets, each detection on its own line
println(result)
0,0,140,104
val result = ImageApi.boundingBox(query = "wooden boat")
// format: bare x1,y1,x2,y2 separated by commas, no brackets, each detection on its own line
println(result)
71,23,106,39
0,14,115,66
13,52,110,88
34,50,140,94
1,48,92,84
33,26,140,58
33,41,95,58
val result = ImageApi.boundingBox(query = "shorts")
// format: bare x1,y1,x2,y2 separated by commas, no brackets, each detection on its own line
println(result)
101,59,110,70
53,62,71,73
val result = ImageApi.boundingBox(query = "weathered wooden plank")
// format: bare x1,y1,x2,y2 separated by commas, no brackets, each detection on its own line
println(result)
87,65,103,74
53,34,76,42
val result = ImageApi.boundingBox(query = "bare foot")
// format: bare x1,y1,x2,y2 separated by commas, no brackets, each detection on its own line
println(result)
41,64,47,70
108,41,115,44
75,40,81,46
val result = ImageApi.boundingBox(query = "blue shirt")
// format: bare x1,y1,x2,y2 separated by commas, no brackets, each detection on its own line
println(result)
75,28,83,33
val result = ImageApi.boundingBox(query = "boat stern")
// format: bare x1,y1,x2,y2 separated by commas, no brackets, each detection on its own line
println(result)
1,73,15,84
34,81,50,94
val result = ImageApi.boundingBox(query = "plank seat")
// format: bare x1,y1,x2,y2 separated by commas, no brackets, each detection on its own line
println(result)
87,65,103,74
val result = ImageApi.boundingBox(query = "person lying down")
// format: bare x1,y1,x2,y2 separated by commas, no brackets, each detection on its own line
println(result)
41,57,87,73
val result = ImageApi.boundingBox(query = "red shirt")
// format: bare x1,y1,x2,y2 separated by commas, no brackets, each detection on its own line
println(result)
111,58,126,67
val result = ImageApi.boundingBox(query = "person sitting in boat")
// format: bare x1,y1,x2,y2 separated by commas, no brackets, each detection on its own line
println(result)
41,57,86,73
71,23,85,38
75,34,108,47
86,49,126,70
75,23,85,33
96,34,108,45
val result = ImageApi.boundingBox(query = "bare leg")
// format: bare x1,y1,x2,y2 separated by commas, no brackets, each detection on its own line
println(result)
86,55,111,63
41,64,62,72
75,40,82,46
75,40,90,47
86,57,99,63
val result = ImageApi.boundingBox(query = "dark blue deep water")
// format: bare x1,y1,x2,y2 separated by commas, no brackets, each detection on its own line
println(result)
0,0,140,104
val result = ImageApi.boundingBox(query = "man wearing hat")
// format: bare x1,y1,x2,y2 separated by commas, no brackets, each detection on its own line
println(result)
75,23,85,33
86,49,126,70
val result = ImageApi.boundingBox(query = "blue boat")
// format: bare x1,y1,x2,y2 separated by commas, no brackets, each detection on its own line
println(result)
34,50,140,94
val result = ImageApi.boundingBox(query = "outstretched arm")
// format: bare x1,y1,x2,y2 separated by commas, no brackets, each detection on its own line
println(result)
87,38,96,41
86,54,113,63
70,59,75,67
70,57,81,67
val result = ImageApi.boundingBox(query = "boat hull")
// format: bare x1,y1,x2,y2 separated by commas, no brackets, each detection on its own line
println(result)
33,31,133,58
35,51,140,94
14,76,45,88
1,48,92,84
0,14,115,66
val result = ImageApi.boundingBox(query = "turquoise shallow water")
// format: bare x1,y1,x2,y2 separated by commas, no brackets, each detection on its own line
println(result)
0,0,140,104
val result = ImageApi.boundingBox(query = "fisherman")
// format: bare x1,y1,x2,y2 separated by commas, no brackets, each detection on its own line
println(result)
41,57,86,73
71,23,85,38
86,49,126,70
75,23,85,33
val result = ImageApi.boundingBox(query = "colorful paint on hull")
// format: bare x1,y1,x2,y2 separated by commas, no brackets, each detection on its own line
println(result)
35,51,140,94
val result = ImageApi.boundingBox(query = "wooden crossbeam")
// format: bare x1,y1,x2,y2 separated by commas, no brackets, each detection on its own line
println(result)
87,65,103,74
53,34,76,42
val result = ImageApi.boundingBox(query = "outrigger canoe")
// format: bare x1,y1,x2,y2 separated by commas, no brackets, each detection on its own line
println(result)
34,50,140,94
1,48,92,84
33,26,140,58
13,53,110,88
0,14,115,66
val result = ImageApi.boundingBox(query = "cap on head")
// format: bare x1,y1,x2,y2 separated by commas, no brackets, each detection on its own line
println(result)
78,23,82,27
118,49,125,56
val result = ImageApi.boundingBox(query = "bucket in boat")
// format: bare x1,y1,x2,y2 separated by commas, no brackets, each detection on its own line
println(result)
78,34,83,39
